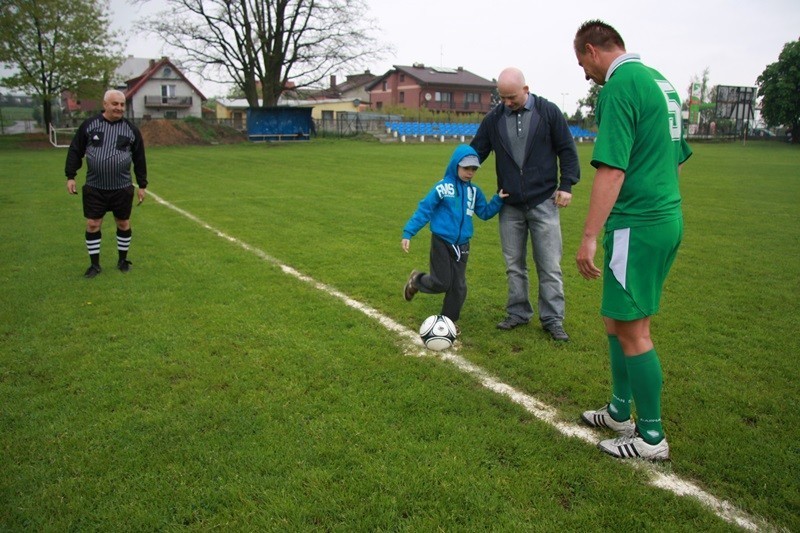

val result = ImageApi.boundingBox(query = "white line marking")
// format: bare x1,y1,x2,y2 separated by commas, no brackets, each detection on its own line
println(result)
148,190,769,532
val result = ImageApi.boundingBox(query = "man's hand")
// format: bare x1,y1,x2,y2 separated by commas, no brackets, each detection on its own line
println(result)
401,238,410,253
66,179,77,195
576,236,602,280
576,165,625,280
137,187,147,205
555,190,572,208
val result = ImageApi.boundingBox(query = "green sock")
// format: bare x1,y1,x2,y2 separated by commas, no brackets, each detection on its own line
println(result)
607,335,631,421
626,349,664,444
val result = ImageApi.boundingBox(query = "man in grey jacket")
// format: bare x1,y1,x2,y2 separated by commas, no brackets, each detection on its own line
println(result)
471,67,580,341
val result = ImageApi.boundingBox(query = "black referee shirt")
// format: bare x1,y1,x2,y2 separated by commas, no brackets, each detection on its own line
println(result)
65,114,147,190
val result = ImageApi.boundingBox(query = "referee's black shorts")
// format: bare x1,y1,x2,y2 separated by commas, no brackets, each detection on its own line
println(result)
82,184,135,220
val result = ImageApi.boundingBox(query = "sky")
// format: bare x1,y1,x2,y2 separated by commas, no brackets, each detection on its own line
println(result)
111,0,799,113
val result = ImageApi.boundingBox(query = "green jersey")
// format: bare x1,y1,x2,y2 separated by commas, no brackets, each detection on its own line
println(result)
592,54,692,230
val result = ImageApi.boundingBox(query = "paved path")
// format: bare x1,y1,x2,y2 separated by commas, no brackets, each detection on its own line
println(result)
2,120,42,135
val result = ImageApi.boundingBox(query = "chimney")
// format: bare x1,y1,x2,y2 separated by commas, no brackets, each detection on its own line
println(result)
330,75,336,89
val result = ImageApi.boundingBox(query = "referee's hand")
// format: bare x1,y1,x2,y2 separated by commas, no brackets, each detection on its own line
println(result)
66,179,77,195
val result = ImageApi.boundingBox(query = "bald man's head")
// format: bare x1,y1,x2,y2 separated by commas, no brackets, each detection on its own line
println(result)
497,67,529,112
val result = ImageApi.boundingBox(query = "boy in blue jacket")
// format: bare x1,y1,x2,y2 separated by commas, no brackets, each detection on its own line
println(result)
402,144,508,329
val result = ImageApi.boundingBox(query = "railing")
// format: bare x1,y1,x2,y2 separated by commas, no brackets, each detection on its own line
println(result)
144,96,193,108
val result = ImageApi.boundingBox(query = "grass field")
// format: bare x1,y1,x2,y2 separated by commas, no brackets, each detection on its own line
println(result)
1,137,798,531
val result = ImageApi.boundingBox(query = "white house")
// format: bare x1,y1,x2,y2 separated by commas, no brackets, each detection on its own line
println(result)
117,57,206,120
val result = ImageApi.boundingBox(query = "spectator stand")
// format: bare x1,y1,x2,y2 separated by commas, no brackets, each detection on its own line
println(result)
384,121,596,143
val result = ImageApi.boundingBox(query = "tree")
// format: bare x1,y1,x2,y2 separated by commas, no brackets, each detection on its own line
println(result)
569,107,584,123
140,0,387,108
0,0,121,127
757,39,800,143
685,68,719,134
578,82,601,125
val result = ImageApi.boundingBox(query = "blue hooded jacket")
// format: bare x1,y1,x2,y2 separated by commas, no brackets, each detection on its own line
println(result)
402,144,504,246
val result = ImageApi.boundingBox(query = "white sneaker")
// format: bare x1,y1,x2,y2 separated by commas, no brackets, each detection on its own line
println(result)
598,431,670,461
581,404,635,434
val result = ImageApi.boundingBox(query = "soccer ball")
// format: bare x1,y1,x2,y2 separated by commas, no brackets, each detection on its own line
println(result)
419,314,457,351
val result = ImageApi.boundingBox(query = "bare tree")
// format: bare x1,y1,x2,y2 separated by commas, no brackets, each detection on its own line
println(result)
686,68,717,129
139,0,388,107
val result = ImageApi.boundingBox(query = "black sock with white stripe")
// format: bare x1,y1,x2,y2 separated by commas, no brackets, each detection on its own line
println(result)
85,230,101,266
117,228,132,261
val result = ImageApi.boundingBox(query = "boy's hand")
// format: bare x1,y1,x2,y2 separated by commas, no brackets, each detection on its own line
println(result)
498,188,509,199
401,238,411,253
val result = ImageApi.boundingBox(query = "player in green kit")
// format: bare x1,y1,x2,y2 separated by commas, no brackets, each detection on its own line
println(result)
573,20,692,460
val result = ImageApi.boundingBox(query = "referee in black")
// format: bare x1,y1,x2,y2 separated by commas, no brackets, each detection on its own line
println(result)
65,89,148,278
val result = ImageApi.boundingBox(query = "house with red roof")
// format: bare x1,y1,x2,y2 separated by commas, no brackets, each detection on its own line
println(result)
117,57,206,120
366,64,495,115
60,56,206,121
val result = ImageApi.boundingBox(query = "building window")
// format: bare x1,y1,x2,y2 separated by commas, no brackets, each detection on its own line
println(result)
465,93,481,103
161,85,176,104
382,81,387,91
399,91,405,103
376,101,383,110
399,74,405,82
164,110,177,119
435,92,452,103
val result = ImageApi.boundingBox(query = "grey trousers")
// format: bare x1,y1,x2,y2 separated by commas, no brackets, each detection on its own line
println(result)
499,201,565,327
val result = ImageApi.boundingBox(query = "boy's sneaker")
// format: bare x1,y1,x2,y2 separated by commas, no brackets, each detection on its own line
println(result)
117,259,132,273
598,430,670,461
404,270,420,301
84,264,102,278
581,404,635,434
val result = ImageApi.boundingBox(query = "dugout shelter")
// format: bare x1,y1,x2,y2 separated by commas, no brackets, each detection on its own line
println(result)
247,107,312,142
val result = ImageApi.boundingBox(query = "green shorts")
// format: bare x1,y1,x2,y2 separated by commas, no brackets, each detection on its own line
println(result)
601,218,683,321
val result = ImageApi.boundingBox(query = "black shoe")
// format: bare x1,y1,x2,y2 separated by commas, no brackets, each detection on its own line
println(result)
544,323,570,341
496,315,529,330
404,270,420,301
117,259,132,273
84,264,102,278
